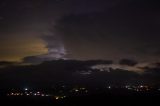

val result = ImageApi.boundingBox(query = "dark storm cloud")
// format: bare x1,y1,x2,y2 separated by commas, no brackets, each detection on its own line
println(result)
0,0,160,63
52,0,160,61
119,59,138,66
22,55,45,64
1,0,125,61
39,0,132,60
154,63,160,67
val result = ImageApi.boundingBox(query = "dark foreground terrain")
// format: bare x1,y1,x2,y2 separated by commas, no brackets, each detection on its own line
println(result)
0,94,159,106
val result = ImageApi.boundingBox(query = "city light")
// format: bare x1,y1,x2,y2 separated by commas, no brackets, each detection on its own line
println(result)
5,85,159,98
108,86,111,89
55,96,59,100
75,89,79,92
24,88,28,91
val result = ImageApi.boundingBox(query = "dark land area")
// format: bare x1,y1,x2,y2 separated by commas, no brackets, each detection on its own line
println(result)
0,89,160,106
0,95,159,106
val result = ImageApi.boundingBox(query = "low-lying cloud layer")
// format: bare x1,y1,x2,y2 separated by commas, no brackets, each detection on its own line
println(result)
0,60,160,88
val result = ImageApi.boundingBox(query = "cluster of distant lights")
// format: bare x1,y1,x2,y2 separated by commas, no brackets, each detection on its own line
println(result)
6,86,160,99
70,87,88,93
54,95,66,100
53,87,88,99
8,92,67,100
7,87,89,100
107,85,153,92
7,88,50,97
125,85,150,92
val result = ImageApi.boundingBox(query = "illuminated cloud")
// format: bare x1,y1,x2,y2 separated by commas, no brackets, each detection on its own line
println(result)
41,31,67,59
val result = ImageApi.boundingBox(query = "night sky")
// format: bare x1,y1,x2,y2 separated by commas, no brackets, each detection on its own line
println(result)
0,0,160,88
0,0,160,69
